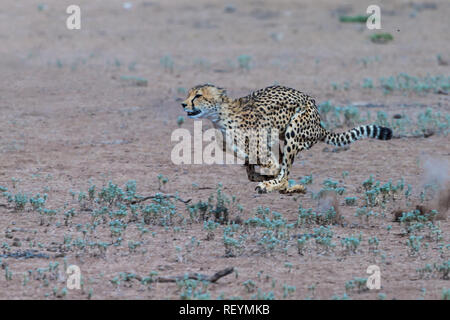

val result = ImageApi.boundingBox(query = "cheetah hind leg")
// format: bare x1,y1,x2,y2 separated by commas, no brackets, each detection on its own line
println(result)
256,129,310,194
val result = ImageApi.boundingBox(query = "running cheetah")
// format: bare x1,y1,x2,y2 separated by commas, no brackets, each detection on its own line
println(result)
181,84,392,194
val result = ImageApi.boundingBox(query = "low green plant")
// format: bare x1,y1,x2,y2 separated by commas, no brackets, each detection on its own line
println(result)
160,55,174,73
341,233,362,254
345,277,368,293
237,55,252,71
339,15,368,23
370,33,393,44
442,288,450,300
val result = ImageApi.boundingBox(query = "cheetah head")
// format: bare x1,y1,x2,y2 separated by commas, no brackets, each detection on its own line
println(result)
181,84,227,119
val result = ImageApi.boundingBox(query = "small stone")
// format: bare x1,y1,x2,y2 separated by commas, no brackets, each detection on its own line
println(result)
12,238,22,247
224,4,236,13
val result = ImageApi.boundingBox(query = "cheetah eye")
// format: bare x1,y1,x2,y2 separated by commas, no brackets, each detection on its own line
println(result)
192,94,202,103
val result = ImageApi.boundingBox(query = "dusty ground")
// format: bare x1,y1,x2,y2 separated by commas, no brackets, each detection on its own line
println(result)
0,0,449,300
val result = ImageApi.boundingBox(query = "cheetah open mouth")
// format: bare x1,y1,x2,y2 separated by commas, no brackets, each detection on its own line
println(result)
187,109,202,117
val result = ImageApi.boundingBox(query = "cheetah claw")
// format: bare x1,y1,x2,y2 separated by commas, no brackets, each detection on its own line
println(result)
255,185,267,194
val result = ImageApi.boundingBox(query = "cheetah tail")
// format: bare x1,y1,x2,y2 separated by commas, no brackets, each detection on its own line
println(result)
322,125,393,147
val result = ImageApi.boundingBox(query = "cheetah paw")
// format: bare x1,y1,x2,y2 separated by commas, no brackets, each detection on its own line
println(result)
255,180,288,194
255,181,272,194
255,184,268,194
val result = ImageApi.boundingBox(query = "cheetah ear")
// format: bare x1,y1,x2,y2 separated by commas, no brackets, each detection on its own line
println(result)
217,87,227,97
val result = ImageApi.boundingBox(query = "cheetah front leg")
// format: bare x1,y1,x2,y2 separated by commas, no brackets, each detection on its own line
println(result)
245,164,276,182
246,143,283,182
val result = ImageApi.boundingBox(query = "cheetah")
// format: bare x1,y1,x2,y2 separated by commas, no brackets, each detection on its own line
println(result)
181,84,392,194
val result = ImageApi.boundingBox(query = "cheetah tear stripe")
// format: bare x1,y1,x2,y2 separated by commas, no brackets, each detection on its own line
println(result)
322,125,393,147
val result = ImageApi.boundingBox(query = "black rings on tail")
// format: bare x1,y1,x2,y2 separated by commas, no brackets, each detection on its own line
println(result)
322,125,392,147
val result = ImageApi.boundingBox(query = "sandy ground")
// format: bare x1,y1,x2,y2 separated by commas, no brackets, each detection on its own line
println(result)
0,0,449,300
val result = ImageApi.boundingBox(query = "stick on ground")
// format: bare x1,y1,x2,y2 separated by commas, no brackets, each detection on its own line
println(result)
129,194,192,204
136,267,234,283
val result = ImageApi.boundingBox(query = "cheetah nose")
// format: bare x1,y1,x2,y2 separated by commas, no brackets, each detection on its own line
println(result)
181,102,187,108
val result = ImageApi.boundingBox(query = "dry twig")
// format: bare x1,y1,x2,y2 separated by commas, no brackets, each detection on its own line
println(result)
135,267,234,283
129,194,191,204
